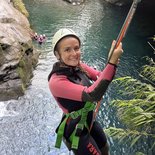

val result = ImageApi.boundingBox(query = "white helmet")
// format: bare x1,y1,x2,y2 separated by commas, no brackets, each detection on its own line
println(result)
52,28,81,55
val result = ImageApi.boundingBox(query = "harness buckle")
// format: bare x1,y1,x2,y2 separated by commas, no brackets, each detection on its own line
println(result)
70,110,81,119
75,124,83,137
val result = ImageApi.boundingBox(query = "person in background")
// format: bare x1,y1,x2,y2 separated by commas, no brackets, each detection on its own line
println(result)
30,32,47,45
37,34,46,45
33,32,38,40
48,28,123,155
43,34,46,40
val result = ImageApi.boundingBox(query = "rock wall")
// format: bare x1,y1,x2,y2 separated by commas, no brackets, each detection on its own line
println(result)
0,0,39,101
104,0,131,6
105,0,155,9
63,0,85,5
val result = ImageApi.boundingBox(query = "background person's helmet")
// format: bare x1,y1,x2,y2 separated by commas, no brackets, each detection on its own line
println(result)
52,28,81,55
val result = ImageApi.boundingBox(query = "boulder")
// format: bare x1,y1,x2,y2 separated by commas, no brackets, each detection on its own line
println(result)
63,0,84,5
104,0,155,9
0,0,39,101
104,0,131,6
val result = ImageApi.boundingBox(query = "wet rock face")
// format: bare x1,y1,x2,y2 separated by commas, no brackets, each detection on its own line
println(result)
104,0,131,6
0,0,39,101
105,0,155,8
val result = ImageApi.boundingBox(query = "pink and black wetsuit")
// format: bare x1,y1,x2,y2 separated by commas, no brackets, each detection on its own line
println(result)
48,62,116,154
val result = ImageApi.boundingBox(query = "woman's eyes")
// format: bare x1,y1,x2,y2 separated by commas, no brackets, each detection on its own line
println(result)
65,46,80,52
74,46,80,51
65,48,70,52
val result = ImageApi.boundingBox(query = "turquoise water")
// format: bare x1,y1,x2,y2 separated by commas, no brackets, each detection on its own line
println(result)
23,0,154,154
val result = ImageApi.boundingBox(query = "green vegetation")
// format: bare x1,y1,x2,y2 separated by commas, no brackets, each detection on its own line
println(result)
12,0,29,17
105,55,155,154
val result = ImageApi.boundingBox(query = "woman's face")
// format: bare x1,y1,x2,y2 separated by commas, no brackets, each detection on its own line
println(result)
56,36,81,67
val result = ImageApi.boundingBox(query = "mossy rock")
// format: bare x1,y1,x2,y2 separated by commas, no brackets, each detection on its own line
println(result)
17,56,33,89
12,0,29,17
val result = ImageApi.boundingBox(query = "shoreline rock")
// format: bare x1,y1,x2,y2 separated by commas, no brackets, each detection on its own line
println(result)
63,0,85,5
0,0,39,101
104,0,155,10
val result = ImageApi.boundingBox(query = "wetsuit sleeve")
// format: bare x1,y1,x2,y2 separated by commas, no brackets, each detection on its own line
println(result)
80,63,101,81
49,63,116,102
82,63,116,102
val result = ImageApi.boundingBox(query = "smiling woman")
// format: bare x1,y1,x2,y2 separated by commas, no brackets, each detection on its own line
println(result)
52,29,81,67
7,0,154,154
48,28,123,155
56,37,81,66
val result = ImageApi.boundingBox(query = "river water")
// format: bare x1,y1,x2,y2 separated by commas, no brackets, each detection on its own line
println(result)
0,0,154,155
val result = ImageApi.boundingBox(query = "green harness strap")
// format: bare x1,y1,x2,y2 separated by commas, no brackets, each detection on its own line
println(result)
55,114,70,148
70,102,95,149
55,102,95,149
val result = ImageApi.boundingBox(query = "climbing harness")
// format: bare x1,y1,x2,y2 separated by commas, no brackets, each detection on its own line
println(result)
55,101,95,150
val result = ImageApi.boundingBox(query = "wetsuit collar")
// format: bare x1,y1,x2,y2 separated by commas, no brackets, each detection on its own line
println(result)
48,62,81,81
